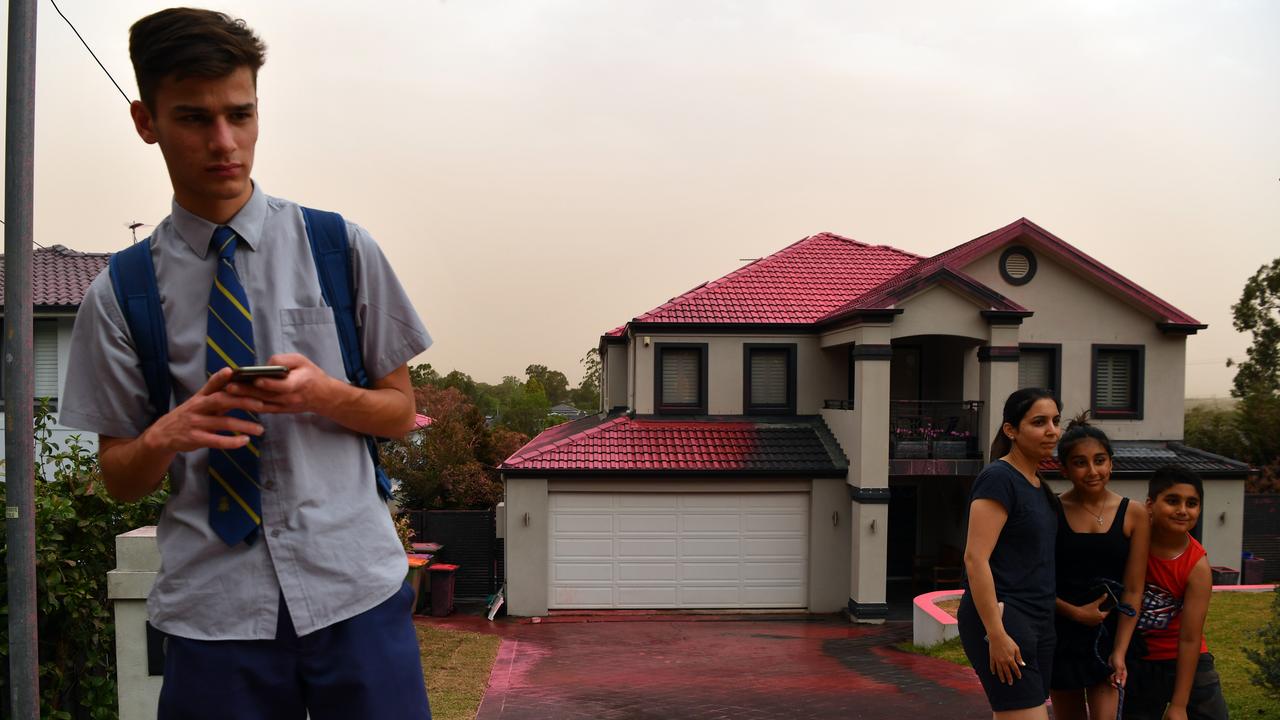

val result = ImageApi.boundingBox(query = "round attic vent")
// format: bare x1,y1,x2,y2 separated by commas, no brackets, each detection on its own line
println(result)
999,246,1037,286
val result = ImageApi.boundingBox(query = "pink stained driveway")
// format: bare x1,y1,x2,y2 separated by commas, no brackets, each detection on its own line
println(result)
426,615,992,719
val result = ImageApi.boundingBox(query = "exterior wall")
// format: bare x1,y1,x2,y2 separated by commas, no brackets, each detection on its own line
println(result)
891,285,989,342
810,478,853,612
603,341,629,410
631,333,841,415
960,249,1187,440
0,316,96,473
503,477,550,616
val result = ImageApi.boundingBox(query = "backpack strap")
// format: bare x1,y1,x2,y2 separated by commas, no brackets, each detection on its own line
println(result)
108,239,172,425
301,207,392,500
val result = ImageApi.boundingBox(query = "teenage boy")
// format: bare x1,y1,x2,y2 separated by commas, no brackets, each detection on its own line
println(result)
60,8,432,719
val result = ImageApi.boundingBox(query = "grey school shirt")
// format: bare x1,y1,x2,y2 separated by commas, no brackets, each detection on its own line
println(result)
60,185,432,640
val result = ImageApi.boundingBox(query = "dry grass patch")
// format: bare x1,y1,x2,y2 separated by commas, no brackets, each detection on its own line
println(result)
419,624,502,720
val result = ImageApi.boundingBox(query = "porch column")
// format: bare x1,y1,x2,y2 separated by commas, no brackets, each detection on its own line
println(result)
978,324,1021,461
846,325,892,623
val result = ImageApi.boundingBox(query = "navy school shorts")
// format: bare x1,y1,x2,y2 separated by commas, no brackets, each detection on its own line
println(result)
957,592,1056,712
157,581,431,720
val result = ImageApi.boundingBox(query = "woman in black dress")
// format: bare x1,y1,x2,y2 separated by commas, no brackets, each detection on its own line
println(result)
1050,414,1149,719
958,388,1062,719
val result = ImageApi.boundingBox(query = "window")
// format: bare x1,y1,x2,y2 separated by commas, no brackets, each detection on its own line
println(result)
654,343,707,414
0,319,59,410
744,344,796,414
1092,345,1144,419
999,245,1038,285
1018,344,1060,397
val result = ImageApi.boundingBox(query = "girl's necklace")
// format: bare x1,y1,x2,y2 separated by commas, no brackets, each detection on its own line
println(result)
1081,500,1107,525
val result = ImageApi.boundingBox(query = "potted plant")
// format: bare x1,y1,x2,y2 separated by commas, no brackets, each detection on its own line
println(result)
932,429,972,459
892,426,930,458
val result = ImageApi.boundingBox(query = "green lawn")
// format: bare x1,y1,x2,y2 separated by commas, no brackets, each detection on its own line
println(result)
901,590,1279,718
419,624,502,720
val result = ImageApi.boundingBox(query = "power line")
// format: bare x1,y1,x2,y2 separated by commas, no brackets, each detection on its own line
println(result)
50,0,132,105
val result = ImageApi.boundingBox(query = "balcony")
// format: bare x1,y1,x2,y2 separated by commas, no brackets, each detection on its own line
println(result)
889,400,983,460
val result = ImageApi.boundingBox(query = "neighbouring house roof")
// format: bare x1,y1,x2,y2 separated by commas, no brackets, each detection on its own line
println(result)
1040,442,1254,479
605,218,1202,336
0,245,110,311
501,413,849,476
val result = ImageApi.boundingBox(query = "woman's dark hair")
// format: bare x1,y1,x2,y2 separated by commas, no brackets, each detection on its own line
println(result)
988,387,1062,459
130,8,267,111
1056,410,1114,467
1148,465,1204,502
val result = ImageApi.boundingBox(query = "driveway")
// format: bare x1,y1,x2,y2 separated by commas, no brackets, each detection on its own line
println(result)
427,615,990,719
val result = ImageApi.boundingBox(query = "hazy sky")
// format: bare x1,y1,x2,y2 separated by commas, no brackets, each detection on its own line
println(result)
3,0,1276,396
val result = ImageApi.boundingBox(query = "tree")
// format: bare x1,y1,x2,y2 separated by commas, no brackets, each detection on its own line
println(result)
569,348,601,412
1224,256,1280,491
524,364,570,405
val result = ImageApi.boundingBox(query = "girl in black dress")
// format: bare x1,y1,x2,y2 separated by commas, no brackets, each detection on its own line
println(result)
1049,414,1149,720
958,388,1062,720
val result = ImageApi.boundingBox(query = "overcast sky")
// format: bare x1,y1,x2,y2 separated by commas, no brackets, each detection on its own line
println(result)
3,0,1276,396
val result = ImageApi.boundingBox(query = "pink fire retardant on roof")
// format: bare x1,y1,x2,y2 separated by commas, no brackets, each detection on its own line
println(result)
0,245,110,310
502,414,847,474
629,233,921,325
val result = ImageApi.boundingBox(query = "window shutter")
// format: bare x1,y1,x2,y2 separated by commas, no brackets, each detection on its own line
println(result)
661,348,700,406
1095,351,1133,410
750,349,788,406
35,322,59,400
1018,349,1051,391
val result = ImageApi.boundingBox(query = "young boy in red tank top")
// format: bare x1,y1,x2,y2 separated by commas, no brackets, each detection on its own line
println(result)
1123,466,1228,720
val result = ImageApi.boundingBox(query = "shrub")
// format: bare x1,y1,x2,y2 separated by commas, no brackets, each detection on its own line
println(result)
0,404,166,719
1245,586,1280,699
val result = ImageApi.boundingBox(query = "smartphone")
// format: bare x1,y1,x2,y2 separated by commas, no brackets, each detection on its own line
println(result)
230,365,289,382
1088,583,1119,612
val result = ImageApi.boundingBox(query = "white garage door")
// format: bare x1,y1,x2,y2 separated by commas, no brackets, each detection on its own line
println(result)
548,492,809,609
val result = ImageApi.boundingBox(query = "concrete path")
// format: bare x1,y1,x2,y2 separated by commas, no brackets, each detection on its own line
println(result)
425,615,991,719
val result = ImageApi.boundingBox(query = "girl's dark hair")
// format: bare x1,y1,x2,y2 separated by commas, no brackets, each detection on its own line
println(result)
1056,410,1114,467
130,8,267,111
988,387,1062,459
1148,465,1204,502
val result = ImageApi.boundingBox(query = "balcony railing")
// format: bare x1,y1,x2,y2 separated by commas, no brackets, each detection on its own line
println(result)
890,400,983,459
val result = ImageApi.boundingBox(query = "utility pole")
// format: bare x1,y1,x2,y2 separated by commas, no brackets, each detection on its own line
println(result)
5,0,40,718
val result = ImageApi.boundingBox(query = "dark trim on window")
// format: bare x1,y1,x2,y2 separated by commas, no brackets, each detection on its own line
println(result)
999,245,1038,286
978,345,1020,363
654,342,708,415
1018,343,1062,398
1090,344,1145,420
742,343,797,415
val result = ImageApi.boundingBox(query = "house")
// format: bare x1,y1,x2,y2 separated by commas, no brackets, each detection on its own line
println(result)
499,218,1252,620
0,245,110,470
549,403,588,421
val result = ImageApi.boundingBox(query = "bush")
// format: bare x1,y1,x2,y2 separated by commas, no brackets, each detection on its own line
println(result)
1245,586,1280,699
0,405,166,719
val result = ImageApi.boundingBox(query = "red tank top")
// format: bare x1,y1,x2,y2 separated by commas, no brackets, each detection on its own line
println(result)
1137,534,1209,660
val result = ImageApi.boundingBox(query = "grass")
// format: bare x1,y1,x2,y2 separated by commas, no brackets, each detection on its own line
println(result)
900,590,1279,718
419,624,502,720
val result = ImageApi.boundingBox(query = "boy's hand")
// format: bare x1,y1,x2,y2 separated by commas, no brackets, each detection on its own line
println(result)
1071,594,1112,627
141,367,264,453
227,353,340,416
1162,704,1188,720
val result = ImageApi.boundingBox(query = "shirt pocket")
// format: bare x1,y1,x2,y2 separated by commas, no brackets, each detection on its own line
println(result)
279,307,346,380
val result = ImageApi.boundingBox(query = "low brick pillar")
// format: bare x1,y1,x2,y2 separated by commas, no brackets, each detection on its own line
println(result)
107,527,161,720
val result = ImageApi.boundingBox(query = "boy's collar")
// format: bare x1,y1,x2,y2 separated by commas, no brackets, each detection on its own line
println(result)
172,183,267,258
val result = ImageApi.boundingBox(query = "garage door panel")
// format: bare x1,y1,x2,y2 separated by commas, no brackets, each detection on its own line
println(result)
549,492,808,610
617,514,678,533
618,563,678,581
554,538,614,557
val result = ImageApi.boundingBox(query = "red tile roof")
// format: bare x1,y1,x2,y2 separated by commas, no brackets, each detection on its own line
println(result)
0,245,110,311
502,414,848,475
824,265,1030,323
629,233,921,326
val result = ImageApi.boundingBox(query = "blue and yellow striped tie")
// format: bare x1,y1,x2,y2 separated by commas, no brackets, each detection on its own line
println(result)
206,225,263,546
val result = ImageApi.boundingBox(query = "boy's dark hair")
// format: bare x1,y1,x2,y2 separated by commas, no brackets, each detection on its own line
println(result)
1056,410,1114,467
129,7,267,111
1148,465,1204,501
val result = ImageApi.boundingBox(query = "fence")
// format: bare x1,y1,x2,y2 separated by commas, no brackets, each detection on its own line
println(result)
403,509,502,599
1244,493,1280,583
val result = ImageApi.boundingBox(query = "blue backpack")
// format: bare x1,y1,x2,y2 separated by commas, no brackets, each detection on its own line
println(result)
107,207,393,500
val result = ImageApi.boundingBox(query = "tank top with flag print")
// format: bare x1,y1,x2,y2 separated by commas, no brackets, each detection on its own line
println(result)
1136,534,1210,661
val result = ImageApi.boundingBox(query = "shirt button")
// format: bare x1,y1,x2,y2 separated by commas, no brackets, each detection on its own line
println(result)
264,480,276,491
271,529,281,538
